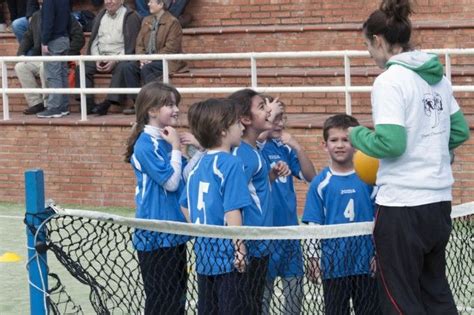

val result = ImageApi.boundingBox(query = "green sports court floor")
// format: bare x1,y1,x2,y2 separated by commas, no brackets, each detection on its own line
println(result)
0,202,134,314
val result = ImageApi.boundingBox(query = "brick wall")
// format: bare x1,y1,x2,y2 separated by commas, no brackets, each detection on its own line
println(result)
184,0,474,28
1,0,473,209
1,124,472,211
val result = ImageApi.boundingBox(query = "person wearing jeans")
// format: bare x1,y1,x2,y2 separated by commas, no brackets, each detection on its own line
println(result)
11,0,39,43
36,0,70,118
16,7,84,115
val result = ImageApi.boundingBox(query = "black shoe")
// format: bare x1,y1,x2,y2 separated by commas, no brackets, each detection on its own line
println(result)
91,101,111,116
23,103,45,115
86,101,96,115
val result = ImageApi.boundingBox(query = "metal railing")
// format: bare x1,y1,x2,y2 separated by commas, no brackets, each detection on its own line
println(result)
1,48,474,121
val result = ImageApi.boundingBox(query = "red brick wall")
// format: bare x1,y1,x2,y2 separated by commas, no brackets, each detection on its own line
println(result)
184,0,474,28
1,124,472,211
1,0,473,209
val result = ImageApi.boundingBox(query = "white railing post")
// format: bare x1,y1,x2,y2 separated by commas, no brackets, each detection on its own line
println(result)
250,57,257,89
163,59,169,84
344,54,352,115
78,60,87,121
1,60,10,120
445,52,452,82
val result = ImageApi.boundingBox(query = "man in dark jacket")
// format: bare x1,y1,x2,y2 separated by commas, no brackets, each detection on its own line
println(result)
15,8,85,115
76,0,141,115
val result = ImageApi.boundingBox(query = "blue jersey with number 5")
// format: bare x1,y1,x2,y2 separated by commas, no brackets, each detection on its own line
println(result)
302,167,376,279
180,151,252,275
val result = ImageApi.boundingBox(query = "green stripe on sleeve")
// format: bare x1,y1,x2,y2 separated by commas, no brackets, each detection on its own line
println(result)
449,110,470,150
349,124,407,159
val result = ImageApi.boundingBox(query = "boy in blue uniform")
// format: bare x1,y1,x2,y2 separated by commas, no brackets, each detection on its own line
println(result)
229,89,290,314
124,82,189,315
258,97,316,314
302,114,380,315
180,98,251,314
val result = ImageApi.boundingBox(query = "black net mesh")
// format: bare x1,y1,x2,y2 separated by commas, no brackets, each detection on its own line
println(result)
25,208,473,315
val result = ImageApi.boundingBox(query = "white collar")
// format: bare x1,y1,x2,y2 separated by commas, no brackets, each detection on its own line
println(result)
144,125,162,139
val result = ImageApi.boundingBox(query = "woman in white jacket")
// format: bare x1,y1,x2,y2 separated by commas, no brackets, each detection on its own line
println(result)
349,0,470,314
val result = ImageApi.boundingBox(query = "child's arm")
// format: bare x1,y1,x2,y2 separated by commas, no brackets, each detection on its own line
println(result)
160,127,183,192
181,130,205,182
281,131,316,182
180,206,190,223
225,210,247,273
305,222,322,284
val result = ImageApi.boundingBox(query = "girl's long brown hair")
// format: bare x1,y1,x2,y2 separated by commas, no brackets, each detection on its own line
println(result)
124,81,181,163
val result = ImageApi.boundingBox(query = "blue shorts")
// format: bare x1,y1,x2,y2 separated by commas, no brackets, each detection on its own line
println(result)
267,240,304,280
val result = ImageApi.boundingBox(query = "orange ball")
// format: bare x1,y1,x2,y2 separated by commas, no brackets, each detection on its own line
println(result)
353,150,379,185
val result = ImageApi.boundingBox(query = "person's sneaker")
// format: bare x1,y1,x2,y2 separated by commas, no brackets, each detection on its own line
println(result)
23,103,45,115
60,106,70,116
36,108,64,118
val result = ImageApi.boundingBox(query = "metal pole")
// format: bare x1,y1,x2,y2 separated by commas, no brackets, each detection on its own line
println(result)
344,54,352,115
79,60,87,121
25,169,49,315
2,60,10,120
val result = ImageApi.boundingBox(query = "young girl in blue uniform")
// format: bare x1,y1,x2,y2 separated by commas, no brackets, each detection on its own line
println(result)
349,1,469,313
180,98,252,314
124,82,189,315
303,114,380,315
258,96,316,315
229,89,290,314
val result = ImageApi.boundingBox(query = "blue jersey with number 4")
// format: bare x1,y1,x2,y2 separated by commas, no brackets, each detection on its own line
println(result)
180,151,252,275
302,167,376,279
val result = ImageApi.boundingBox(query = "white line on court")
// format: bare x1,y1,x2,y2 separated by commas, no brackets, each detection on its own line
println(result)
0,215,23,220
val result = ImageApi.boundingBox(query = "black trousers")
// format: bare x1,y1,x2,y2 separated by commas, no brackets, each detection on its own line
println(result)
122,60,163,101
322,275,381,315
373,201,457,315
242,255,269,315
75,61,129,104
197,271,248,315
137,244,188,315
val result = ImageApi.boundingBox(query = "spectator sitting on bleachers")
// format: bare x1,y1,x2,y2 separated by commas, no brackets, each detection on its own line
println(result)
76,0,141,115
120,0,186,115
11,0,39,44
135,0,191,27
15,5,85,115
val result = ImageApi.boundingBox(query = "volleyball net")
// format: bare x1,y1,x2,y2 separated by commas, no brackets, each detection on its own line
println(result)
24,200,473,314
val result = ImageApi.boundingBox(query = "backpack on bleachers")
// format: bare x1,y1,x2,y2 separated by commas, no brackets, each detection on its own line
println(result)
73,10,96,33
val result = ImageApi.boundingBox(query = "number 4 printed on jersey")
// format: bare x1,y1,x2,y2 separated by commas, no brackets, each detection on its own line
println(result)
343,198,355,221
